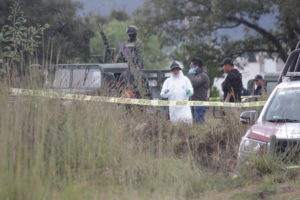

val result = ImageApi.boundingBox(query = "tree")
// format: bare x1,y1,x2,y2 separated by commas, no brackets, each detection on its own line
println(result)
0,0,94,63
134,0,300,82
89,19,169,69
0,1,45,80
109,9,130,22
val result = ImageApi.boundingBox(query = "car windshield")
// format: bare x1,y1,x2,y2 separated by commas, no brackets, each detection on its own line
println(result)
264,87,300,122
72,69,101,88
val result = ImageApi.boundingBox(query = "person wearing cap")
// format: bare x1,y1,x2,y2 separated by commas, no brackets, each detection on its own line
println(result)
220,57,243,102
188,57,209,124
254,74,264,95
160,61,194,124
116,25,144,68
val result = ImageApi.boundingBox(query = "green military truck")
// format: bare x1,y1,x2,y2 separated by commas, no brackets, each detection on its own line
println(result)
30,63,171,100
242,72,280,103
246,72,280,96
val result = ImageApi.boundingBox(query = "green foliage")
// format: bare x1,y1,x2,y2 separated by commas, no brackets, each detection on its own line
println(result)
88,14,108,29
0,86,204,199
0,85,250,199
1,81,300,199
90,19,129,56
135,0,300,79
142,35,170,69
89,20,169,69
109,9,130,22
231,191,258,200
210,86,221,97
0,32,2,65
240,154,285,179
0,0,94,63
0,1,45,75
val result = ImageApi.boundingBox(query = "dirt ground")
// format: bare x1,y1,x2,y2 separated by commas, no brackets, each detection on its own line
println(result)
201,179,300,200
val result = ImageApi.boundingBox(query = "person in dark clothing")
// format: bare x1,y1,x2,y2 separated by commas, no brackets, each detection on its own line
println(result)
254,74,264,95
241,87,249,96
188,57,209,123
118,64,151,99
116,25,144,68
220,57,243,102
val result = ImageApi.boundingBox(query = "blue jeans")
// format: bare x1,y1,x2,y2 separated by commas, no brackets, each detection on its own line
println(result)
192,106,207,124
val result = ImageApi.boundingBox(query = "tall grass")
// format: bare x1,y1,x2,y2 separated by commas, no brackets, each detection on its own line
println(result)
0,81,243,199
0,85,200,199
1,82,297,199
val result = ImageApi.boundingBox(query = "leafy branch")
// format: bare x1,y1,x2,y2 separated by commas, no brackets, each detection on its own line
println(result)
0,0,46,77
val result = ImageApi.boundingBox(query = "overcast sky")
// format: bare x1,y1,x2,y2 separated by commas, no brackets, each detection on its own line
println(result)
75,0,145,16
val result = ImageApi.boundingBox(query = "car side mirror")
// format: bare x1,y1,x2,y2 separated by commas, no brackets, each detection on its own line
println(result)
240,110,257,125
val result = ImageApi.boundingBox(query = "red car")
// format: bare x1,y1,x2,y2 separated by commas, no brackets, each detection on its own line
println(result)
238,79,300,168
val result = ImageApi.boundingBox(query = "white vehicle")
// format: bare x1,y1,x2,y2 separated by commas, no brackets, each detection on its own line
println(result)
238,41,300,168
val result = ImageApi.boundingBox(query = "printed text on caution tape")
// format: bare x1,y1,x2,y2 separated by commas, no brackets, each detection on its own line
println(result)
10,88,266,107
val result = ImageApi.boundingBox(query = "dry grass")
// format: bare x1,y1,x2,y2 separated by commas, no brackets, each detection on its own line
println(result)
0,81,299,199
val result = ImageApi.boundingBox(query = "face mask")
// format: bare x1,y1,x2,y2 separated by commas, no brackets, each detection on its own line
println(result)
188,67,197,74
128,34,137,41
172,72,180,78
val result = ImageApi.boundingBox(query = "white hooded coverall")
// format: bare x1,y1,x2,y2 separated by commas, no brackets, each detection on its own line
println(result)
160,71,194,124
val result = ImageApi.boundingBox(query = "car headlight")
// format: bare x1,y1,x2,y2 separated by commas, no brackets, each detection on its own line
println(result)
241,138,267,154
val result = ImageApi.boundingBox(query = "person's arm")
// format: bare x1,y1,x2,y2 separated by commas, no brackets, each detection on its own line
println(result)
185,77,194,97
225,92,232,102
160,79,170,98
223,72,235,102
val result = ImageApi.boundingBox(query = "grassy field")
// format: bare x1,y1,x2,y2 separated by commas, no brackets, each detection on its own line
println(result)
1,85,300,200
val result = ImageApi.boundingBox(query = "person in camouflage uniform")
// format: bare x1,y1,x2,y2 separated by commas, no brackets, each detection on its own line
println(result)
116,25,144,68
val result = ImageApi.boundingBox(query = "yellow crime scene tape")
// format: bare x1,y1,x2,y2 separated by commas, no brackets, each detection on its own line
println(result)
209,95,263,101
286,165,300,169
10,88,266,108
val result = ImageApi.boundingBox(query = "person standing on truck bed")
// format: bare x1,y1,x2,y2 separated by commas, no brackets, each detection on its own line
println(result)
254,74,264,95
220,57,243,102
116,25,144,68
160,61,194,124
188,57,209,124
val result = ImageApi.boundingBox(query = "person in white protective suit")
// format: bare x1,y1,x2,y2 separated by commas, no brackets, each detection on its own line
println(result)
160,61,194,124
